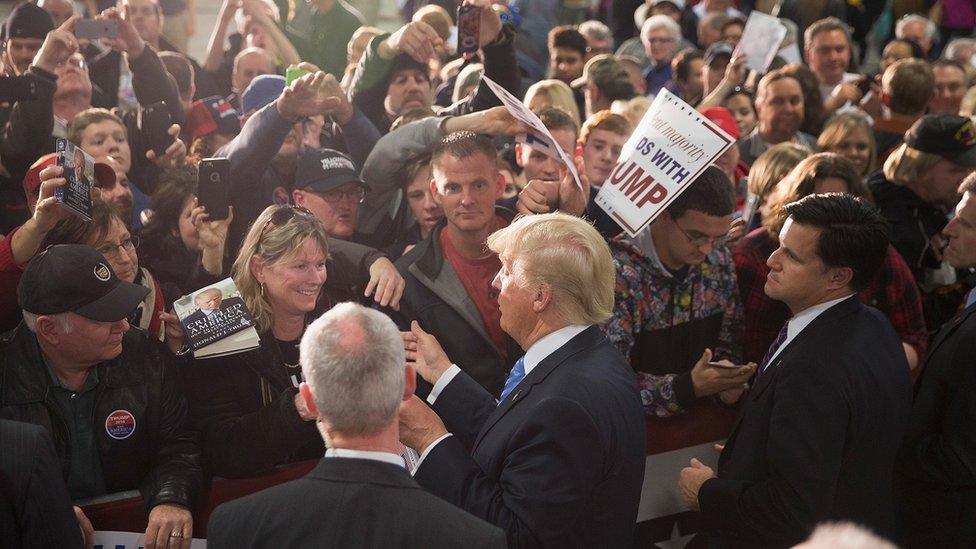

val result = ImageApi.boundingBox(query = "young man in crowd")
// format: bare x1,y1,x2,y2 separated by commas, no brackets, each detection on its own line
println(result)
547,25,587,85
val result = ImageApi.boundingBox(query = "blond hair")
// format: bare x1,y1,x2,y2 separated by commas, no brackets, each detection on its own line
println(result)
747,142,811,199
524,79,581,126
486,213,614,325
817,112,877,176
231,205,330,334
67,108,125,147
882,143,943,187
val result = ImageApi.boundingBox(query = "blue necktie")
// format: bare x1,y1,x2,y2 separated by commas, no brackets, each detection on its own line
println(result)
759,323,789,374
498,357,526,404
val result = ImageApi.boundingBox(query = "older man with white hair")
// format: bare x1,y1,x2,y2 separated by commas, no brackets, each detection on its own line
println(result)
896,14,939,58
399,212,646,547
207,302,505,548
642,14,682,95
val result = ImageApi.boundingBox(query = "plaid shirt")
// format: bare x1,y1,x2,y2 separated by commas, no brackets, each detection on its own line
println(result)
733,228,928,365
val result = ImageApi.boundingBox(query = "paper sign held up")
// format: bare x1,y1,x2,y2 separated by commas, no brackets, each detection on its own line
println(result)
734,11,787,74
481,75,582,191
594,89,735,237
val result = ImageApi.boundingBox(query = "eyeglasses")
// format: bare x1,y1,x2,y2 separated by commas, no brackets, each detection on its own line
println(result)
259,205,316,238
647,37,676,45
304,186,367,204
673,220,729,248
96,235,139,258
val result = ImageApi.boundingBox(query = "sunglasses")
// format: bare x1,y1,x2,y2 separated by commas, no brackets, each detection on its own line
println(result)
259,205,316,238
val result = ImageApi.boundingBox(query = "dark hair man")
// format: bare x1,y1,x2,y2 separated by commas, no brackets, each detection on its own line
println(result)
548,25,587,85
679,193,912,546
739,70,815,167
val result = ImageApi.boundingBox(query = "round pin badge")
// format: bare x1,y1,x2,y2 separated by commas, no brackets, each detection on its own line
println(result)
105,409,137,440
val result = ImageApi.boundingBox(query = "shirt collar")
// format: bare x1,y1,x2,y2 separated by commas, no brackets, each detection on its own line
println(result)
787,294,855,340
522,324,589,377
324,448,405,468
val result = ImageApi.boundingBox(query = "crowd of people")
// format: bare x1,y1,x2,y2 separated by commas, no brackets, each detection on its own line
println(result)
1,0,975,548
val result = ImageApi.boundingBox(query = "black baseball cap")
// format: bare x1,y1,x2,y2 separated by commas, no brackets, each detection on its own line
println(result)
1,2,55,42
905,114,976,167
704,41,734,66
18,245,150,322
296,148,364,193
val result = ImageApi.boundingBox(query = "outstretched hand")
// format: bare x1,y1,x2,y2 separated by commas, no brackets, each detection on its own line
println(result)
402,321,453,384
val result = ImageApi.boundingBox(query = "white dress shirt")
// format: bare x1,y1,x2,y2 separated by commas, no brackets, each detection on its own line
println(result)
414,324,591,473
324,448,405,468
765,294,856,368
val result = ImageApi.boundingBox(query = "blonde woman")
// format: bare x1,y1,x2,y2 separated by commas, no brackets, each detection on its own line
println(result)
524,79,581,125
743,142,811,231
817,112,877,177
734,153,927,370
182,205,337,478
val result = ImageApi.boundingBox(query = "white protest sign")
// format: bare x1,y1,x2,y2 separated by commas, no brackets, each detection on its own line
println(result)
594,89,735,237
481,75,583,191
94,531,207,548
734,11,787,73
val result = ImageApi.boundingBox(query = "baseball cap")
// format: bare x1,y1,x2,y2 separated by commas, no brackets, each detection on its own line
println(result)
704,41,735,66
572,54,631,91
187,96,241,141
22,154,118,203
2,2,55,42
18,244,150,322
905,114,976,167
296,148,364,193
241,74,286,115
701,107,740,140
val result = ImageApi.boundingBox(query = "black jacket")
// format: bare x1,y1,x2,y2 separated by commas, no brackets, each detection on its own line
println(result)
180,332,326,479
391,209,522,397
0,65,58,233
0,419,84,549
0,324,202,513
698,297,912,547
869,171,947,283
208,457,507,548
895,299,976,547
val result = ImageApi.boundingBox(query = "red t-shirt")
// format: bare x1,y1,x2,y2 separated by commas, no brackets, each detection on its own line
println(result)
440,220,509,360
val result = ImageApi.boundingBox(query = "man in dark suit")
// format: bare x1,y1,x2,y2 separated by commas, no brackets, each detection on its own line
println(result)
399,212,646,547
0,419,84,549
207,302,505,549
894,174,976,547
678,193,913,546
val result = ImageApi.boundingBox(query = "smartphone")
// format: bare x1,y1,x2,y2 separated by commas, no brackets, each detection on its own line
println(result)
0,76,37,103
141,101,174,158
285,66,310,86
457,4,481,55
198,157,231,221
75,19,119,41
709,361,746,369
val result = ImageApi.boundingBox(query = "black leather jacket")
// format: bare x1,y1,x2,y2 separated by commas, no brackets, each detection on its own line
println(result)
0,323,202,513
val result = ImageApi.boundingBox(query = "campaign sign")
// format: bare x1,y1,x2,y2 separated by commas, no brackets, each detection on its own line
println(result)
93,530,206,548
594,89,735,237
481,75,583,191
55,138,95,221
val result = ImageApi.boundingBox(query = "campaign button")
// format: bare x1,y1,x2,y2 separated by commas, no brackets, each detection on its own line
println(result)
105,409,137,440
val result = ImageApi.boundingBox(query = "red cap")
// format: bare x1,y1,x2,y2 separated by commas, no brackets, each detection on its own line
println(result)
22,153,117,204
701,107,740,140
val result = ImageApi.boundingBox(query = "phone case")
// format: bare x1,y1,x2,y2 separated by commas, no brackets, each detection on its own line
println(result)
198,158,231,221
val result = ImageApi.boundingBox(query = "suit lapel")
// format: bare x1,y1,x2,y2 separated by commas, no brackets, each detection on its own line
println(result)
925,302,976,361
471,326,601,451
724,297,860,450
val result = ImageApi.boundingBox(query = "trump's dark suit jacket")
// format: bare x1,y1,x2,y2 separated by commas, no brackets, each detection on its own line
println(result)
414,325,646,548
207,457,506,548
895,299,976,548
698,296,912,547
